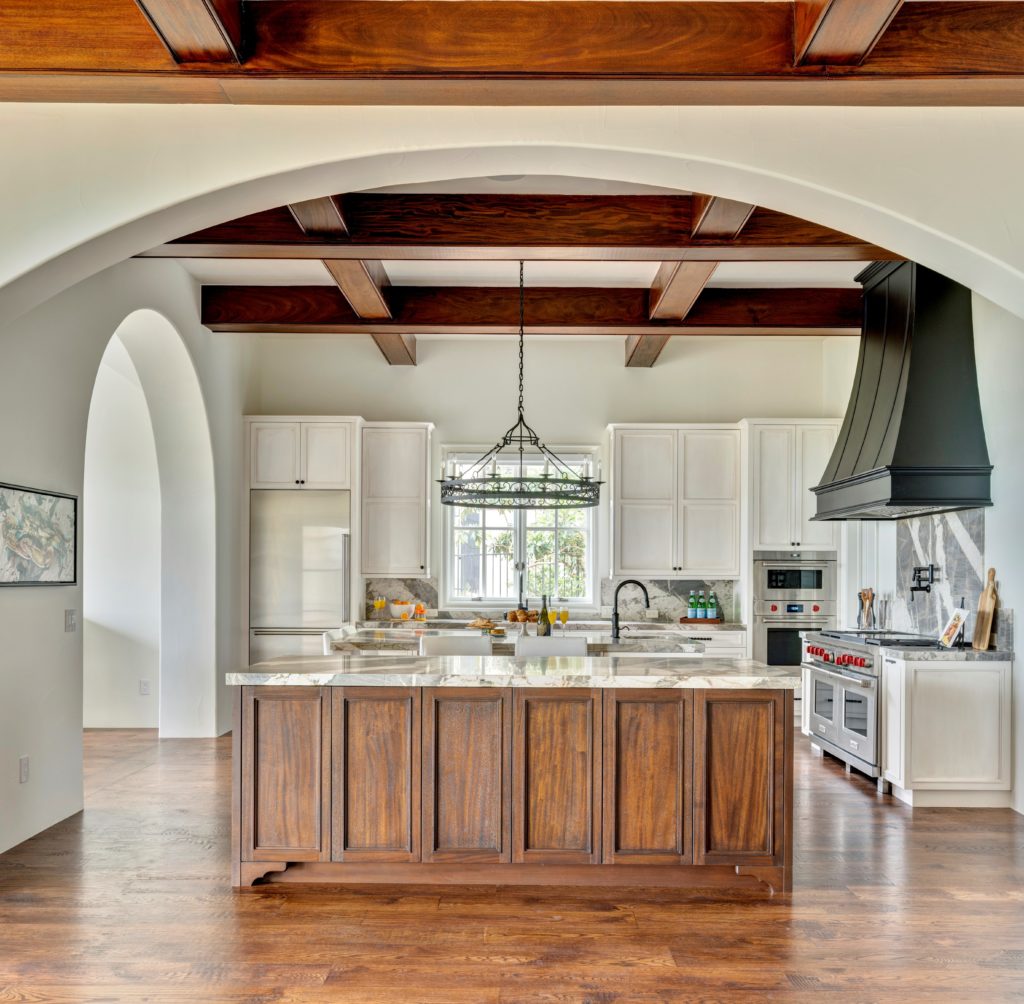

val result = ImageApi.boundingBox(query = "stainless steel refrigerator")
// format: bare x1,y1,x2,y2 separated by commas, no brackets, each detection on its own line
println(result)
249,490,351,664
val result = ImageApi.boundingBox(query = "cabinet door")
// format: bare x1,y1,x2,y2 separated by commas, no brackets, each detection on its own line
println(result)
602,690,692,865
251,422,301,488
331,688,421,862
361,426,429,576
513,690,601,864
613,429,677,575
795,424,838,548
301,422,352,489
752,425,796,549
677,430,740,576
241,686,330,862
423,688,512,863
694,690,787,867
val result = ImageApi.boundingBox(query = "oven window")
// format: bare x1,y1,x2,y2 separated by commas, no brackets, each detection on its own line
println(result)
843,690,870,738
766,628,803,667
813,678,835,721
766,569,823,591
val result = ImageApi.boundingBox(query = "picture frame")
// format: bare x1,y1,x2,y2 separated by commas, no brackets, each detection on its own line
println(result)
0,481,78,586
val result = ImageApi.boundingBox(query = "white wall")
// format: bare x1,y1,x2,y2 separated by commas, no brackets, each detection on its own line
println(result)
972,294,1024,815
0,259,248,855
83,336,161,728
5,106,1024,326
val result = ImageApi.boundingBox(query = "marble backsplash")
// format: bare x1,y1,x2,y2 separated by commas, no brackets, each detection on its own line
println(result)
889,508,1013,650
600,578,737,622
365,575,737,621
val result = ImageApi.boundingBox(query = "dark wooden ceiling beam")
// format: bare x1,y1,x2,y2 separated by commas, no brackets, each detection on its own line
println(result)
795,0,904,66
133,0,243,63
371,333,417,366
147,196,899,262
322,260,392,321
288,197,350,238
201,284,862,336
691,195,757,240
7,2,1024,105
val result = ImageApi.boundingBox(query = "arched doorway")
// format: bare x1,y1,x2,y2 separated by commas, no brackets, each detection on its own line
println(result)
83,309,217,738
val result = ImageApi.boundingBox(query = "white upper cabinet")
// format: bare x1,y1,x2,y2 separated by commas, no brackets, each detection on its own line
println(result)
249,419,356,489
611,425,740,578
301,423,352,489
749,421,839,550
361,423,432,577
250,422,301,488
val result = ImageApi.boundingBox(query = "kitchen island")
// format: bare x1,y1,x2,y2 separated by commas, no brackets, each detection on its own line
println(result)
228,654,796,893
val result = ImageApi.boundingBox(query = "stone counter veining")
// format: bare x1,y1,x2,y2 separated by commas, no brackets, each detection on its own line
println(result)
227,653,797,689
876,644,1012,662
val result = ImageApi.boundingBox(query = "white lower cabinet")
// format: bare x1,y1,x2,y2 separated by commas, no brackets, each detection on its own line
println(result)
675,629,746,660
881,655,1012,806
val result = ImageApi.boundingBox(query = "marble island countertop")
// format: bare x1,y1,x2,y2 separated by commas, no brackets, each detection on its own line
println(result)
874,644,1012,661
356,618,746,632
227,653,798,690
333,627,706,656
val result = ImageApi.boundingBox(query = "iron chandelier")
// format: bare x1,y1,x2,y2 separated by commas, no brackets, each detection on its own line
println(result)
439,262,602,510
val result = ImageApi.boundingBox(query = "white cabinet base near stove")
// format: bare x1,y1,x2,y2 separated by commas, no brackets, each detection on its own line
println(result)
879,653,1013,808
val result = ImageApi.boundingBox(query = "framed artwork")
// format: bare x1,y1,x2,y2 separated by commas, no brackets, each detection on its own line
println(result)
0,482,78,586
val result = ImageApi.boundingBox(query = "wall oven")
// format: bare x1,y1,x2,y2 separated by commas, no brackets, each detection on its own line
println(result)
752,552,836,667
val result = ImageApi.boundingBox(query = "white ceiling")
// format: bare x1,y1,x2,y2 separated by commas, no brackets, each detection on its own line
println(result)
364,175,683,196
178,258,863,289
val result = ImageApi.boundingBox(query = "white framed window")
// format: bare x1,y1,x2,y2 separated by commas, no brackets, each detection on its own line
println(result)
443,448,597,609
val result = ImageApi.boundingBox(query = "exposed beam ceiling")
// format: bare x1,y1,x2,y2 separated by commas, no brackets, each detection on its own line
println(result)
795,0,904,66
288,197,350,238
322,260,392,322
147,195,898,263
633,194,756,366
5,2,1024,105
133,0,243,63
201,285,863,337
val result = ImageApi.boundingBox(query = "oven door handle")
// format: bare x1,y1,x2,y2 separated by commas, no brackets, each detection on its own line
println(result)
810,665,876,690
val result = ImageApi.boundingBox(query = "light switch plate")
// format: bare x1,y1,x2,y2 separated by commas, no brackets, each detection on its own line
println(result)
64,609,77,633
138,680,151,697
19,755,29,784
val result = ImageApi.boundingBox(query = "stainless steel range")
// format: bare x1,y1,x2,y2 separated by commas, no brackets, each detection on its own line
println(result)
801,629,939,793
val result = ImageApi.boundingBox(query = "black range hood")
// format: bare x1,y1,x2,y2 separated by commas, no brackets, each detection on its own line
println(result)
812,260,992,521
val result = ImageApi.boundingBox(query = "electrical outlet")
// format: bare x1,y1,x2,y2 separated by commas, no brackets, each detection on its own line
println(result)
64,609,77,633
19,755,29,784
138,680,151,697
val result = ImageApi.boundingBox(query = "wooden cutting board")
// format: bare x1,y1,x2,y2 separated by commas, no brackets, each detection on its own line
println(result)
973,567,998,651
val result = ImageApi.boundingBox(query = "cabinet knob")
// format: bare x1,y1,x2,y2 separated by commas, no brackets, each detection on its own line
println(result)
295,480,300,485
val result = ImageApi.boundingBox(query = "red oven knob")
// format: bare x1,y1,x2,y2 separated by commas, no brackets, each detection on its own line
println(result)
770,604,778,612
837,654,847,665
813,604,821,613
857,657,867,668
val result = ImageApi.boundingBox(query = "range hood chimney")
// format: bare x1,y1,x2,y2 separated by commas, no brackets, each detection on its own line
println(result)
812,261,992,520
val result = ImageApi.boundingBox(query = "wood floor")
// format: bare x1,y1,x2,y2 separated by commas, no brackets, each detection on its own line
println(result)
1,731,1023,1003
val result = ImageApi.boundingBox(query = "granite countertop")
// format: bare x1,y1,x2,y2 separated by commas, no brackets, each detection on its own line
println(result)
876,644,1013,662
333,627,705,656
227,653,797,690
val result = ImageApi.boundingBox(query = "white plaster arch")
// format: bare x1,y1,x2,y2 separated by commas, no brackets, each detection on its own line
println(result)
98,308,217,738
1,106,1024,325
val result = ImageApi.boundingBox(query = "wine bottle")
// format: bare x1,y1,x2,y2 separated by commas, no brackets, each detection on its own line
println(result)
538,594,550,636
687,590,697,619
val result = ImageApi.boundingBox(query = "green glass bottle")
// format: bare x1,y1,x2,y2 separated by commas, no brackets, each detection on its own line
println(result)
538,594,551,636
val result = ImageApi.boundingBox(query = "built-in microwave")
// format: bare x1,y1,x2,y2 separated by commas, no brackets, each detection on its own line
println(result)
754,551,837,604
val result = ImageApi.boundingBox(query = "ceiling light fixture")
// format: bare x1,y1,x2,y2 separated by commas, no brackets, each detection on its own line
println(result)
439,261,602,510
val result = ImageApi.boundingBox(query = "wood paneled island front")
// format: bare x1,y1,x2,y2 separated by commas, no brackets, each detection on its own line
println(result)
227,655,797,893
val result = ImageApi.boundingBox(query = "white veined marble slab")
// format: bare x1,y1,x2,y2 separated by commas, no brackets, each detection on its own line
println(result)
227,653,799,689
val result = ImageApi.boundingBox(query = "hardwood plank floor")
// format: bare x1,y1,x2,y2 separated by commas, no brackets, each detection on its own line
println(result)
1,728,1022,1002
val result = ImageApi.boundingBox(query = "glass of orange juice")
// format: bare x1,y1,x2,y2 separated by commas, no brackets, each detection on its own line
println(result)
559,608,570,633
547,609,558,633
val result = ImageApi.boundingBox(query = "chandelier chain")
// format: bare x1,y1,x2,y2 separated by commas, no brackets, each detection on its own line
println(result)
518,259,525,420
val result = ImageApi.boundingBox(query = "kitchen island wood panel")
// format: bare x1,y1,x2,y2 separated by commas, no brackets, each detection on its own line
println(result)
423,688,512,863
512,690,602,865
240,686,330,863
330,687,420,862
602,690,693,866
232,669,794,893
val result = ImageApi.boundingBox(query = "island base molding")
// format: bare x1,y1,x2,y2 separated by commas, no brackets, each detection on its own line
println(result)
232,685,793,894
241,861,788,894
